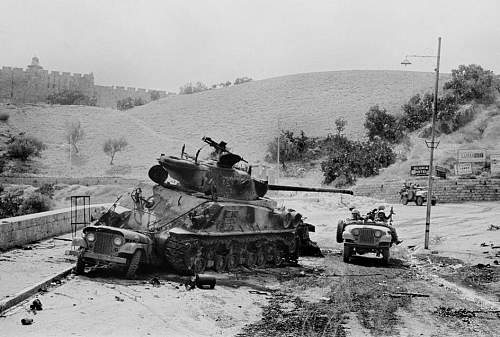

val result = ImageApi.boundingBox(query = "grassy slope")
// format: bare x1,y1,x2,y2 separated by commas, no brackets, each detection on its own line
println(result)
0,70,440,179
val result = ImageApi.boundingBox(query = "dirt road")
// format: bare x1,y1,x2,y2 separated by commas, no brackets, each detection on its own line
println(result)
1,197,498,336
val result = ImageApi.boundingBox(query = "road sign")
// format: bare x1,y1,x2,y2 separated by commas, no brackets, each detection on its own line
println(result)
491,154,500,175
456,163,472,175
410,165,429,176
457,149,486,163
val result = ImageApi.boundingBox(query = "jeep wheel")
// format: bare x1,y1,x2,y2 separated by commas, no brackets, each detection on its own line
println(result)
125,250,142,279
75,257,86,275
401,196,408,205
343,245,352,263
336,220,345,243
415,196,424,206
431,199,437,206
381,248,390,265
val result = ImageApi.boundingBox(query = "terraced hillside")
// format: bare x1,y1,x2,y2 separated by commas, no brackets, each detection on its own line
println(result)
0,70,441,178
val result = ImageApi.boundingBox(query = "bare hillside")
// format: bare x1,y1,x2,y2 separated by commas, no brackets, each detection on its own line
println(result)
0,70,440,178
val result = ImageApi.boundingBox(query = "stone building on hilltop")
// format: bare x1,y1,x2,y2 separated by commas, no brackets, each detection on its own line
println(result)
0,57,168,108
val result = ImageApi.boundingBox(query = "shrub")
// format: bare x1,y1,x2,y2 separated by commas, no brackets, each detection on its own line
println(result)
18,192,52,215
117,97,135,110
0,112,9,122
364,105,402,143
234,77,252,85
133,97,145,106
334,117,347,135
103,137,128,165
179,82,208,95
320,135,395,186
150,90,161,101
47,90,97,106
6,135,47,161
400,93,434,132
0,192,23,218
265,130,319,165
36,183,55,199
443,64,498,104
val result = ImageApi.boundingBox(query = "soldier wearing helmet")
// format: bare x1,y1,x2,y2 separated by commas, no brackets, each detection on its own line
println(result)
376,205,402,245
351,208,362,221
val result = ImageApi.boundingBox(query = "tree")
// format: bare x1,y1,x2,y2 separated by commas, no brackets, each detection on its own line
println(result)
103,137,128,165
133,97,145,106
364,105,401,143
150,90,161,101
443,64,497,104
334,117,347,135
117,97,135,110
47,90,97,106
400,93,434,132
179,81,208,95
6,134,47,161
66,120,84,154
234,77,252,85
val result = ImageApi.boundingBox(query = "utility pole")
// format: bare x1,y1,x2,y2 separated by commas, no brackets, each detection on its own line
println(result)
276,118,280,184
424,37,441,249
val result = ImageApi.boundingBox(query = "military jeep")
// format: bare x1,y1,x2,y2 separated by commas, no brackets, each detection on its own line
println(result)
66,196,161,279
336,208,397,265
399,184,437,206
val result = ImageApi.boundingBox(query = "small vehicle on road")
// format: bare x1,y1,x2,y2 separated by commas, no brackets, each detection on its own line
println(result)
399,183,437,206
336,207,399,264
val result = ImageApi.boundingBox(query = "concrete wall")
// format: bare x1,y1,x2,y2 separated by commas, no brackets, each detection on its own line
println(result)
353,178,500,203
0,175,142,187
0,204,109,250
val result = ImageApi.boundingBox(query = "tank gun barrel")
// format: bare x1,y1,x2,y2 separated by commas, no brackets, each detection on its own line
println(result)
268,184,353,195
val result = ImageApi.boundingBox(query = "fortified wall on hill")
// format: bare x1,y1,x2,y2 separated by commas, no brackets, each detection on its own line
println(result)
0,57,168,108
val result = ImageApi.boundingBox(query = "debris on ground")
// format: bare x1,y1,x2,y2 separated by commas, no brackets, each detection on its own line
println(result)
487,224,500,231
29,299,42,311
149,277,161,287
114,296,124,302
21,318,33,325
195,274,216,289
435,306,476,322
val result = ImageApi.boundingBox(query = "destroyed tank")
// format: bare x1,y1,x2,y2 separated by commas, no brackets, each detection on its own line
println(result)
144,137,354,274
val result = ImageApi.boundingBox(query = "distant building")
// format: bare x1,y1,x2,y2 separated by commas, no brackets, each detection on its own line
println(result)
0,57,168,107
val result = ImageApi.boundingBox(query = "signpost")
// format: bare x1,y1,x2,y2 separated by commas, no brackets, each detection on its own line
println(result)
456,163,473,175
410,165,446,178
491,154,500,176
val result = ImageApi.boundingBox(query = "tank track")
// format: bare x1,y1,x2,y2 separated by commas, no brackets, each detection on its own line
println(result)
164,232,298,275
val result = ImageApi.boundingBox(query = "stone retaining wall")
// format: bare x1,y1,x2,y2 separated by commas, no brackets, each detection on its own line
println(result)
353,178,500,203
0,204,109,250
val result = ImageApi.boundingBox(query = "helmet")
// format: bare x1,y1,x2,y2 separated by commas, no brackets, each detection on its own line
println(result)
378,205,386,211
351,209,360,215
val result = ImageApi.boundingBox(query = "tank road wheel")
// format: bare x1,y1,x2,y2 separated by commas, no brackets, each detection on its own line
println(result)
343,245,352,263
246,253,256,268
192,256,207,274
401,196,409,205
336,220,346,243
214,255,226,272
256,251,266,268
125,250,142,279
75,257,86,275
273,249,283,267
381,248,390,265
415,196,424,206
226,254,237,271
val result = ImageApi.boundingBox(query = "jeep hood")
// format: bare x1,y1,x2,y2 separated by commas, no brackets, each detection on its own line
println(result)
83,225,150,244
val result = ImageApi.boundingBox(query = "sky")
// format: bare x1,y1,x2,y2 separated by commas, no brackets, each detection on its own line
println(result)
1,0,499,92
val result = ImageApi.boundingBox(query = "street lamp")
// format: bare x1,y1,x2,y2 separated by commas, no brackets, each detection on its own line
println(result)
401,37,442,249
